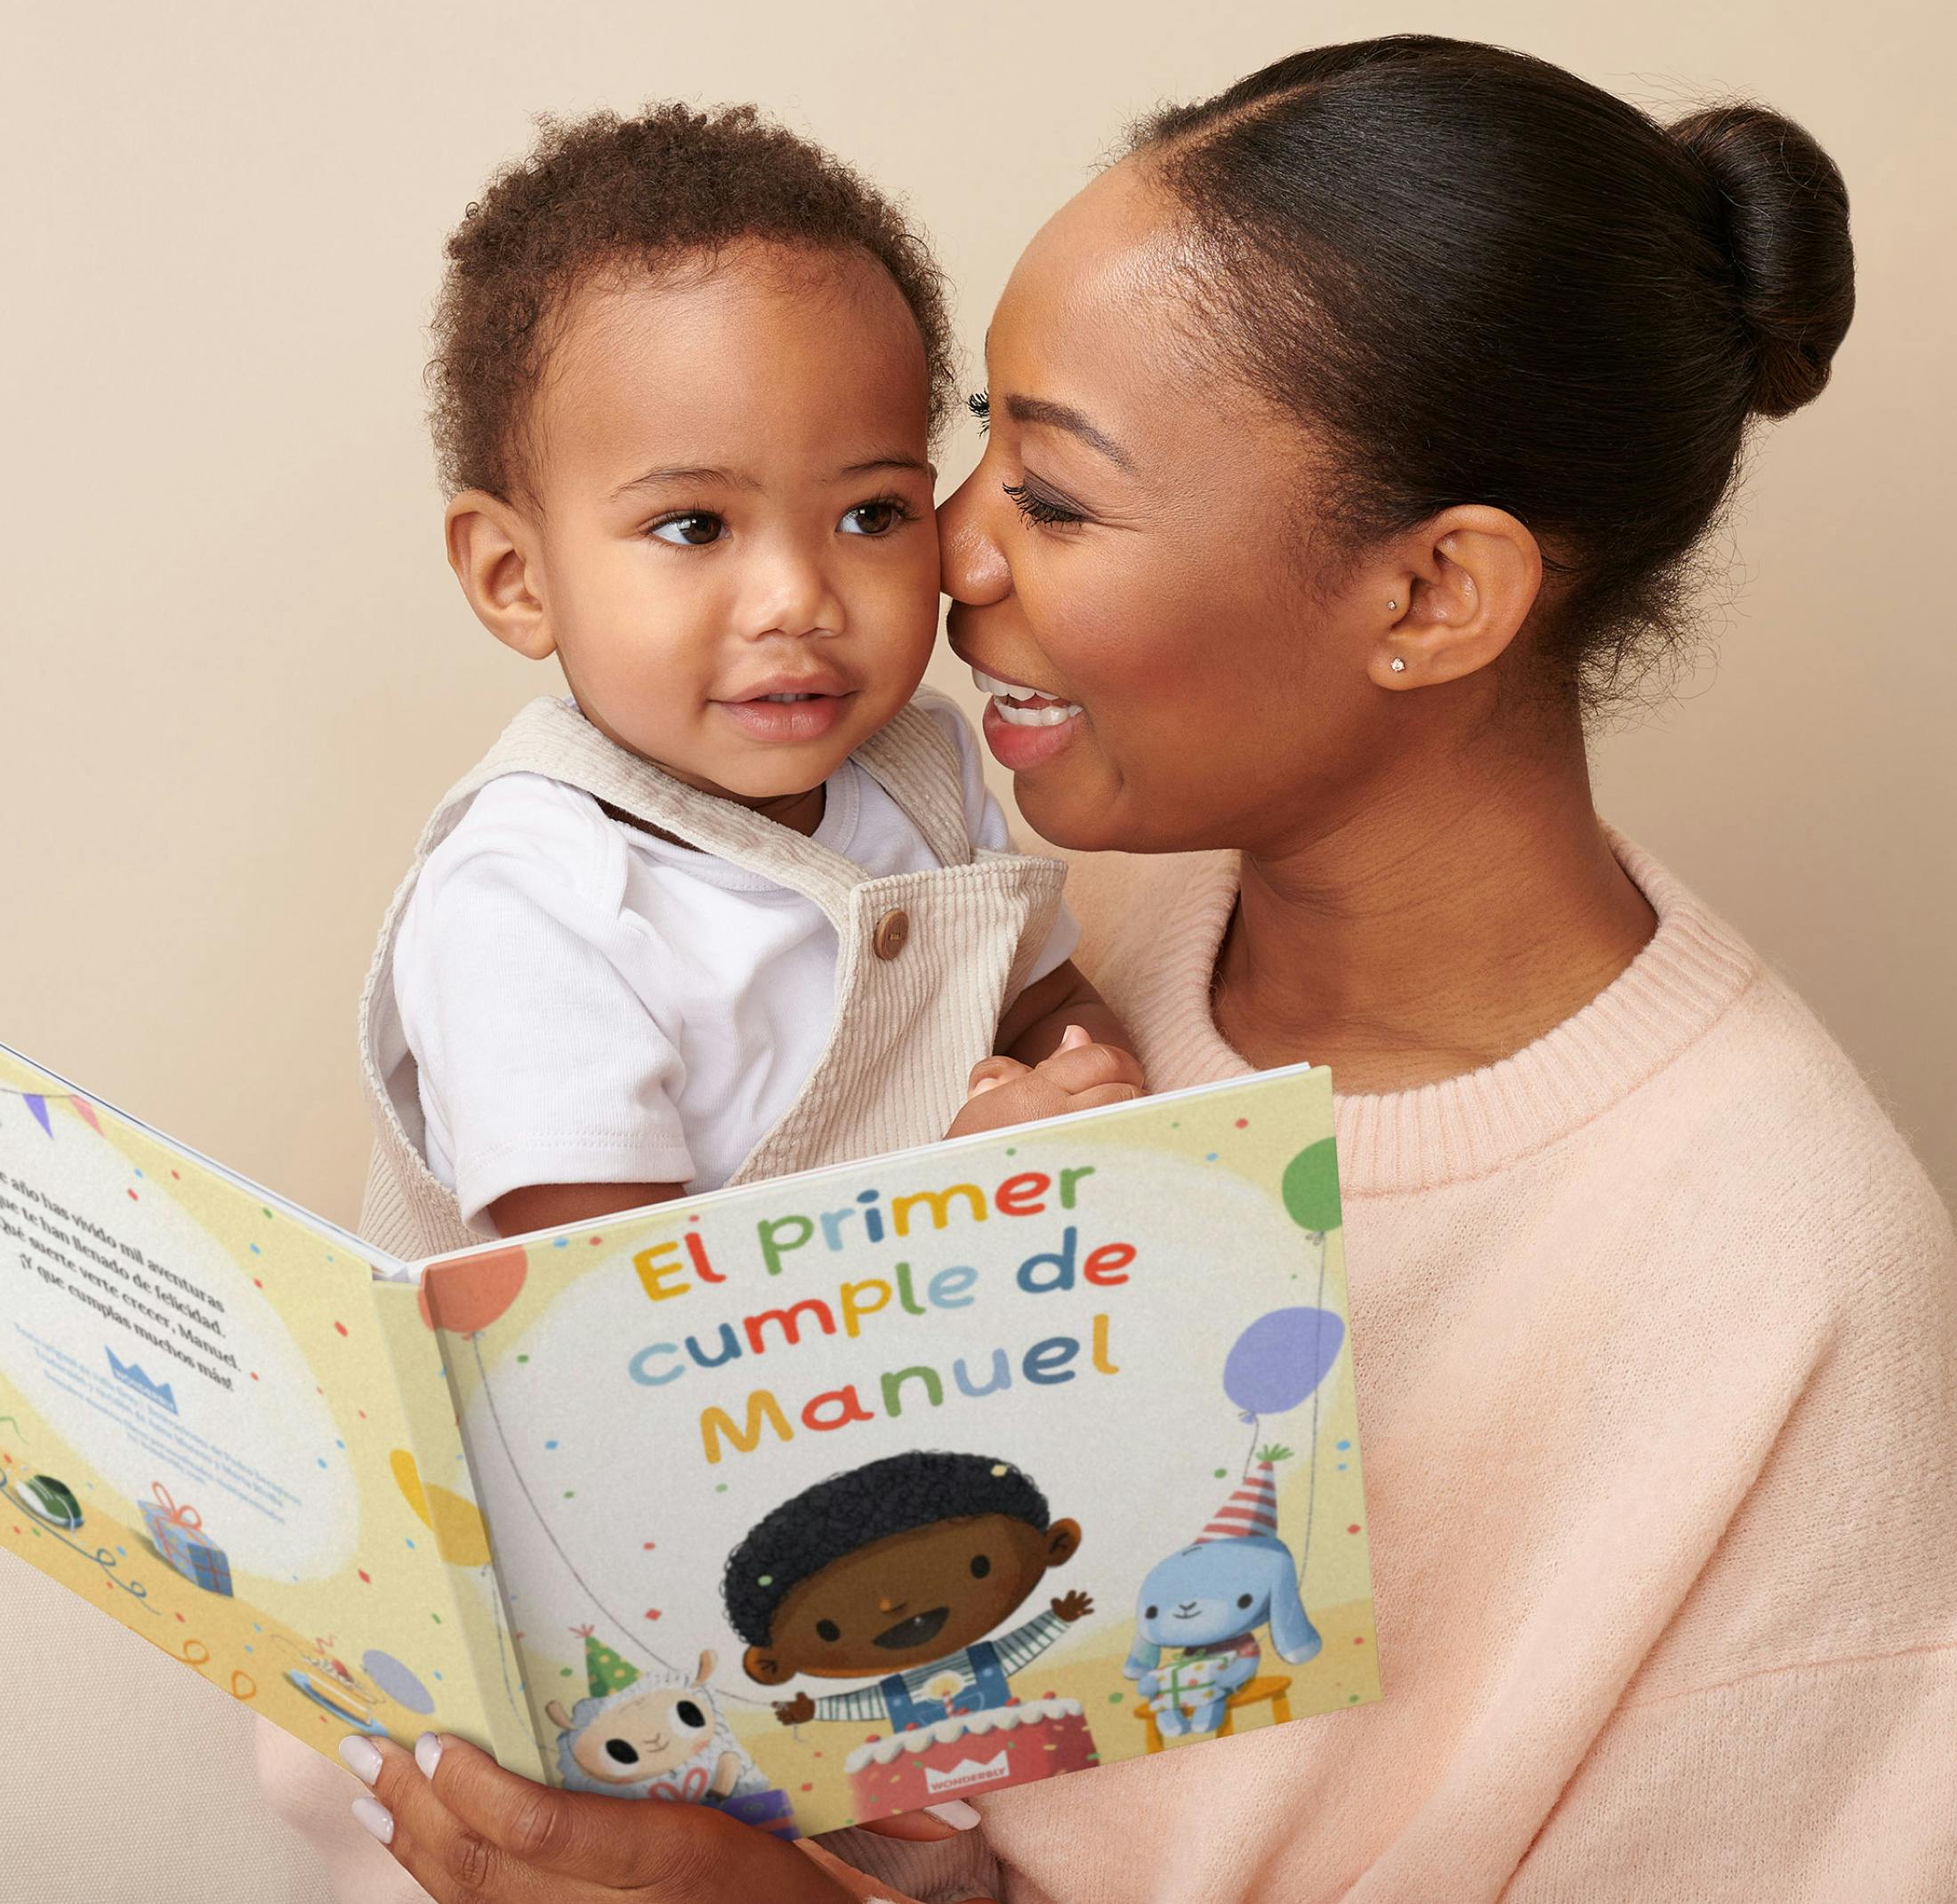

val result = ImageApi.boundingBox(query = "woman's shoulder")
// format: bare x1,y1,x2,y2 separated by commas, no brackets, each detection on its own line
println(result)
1679,960,1953,1272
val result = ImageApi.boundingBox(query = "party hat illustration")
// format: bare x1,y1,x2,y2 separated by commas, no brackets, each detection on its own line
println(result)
1195,1445,1292,1543
575,1625,640,1698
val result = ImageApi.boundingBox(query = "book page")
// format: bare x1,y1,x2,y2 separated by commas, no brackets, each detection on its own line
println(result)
424,1066,1378,1835
0,1044,511,1760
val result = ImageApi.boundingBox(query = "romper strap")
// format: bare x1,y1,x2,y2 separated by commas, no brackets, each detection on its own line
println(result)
852,700,975,870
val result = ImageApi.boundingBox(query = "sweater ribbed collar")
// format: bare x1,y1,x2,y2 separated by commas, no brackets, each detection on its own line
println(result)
1127,832,1760,1197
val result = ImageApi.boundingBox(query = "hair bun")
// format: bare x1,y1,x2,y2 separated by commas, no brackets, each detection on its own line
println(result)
1669,104,1855,419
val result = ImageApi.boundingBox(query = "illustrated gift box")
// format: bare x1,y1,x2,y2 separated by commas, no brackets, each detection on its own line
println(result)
140,1483,234,1595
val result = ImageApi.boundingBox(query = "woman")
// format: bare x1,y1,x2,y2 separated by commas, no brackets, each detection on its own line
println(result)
330,36,1956,1904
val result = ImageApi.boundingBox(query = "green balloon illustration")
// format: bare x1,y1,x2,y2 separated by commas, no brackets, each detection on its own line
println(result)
1282,1138,1342,1233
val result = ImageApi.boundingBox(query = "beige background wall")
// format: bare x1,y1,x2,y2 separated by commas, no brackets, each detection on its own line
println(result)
5,0,1952,1224
0,4,1951,1895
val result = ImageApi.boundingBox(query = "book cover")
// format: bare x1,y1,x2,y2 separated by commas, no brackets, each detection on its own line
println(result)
414,1061,1377,1831
0,1039,1376,1836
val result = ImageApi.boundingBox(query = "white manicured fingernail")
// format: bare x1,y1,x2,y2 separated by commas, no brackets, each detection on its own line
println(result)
337,1736,382,1787
925,1799,982,1829
350,1796,394,1844
415,1732,444,1779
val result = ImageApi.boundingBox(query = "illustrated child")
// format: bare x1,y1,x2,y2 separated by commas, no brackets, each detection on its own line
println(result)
356,104,1140,1261
723,1450,1092,1729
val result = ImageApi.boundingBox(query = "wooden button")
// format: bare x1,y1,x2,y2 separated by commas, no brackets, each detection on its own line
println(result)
872,908,911,960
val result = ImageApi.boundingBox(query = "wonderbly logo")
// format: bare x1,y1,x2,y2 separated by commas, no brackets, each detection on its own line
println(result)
922,1752,1011,1795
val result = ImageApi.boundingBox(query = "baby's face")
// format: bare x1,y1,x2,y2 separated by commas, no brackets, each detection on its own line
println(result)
513,242,938,803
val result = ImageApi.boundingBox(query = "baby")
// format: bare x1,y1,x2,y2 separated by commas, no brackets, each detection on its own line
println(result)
356,105,1140,1257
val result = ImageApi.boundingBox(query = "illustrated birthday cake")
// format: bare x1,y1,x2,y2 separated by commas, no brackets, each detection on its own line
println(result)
844,1698,1099,1813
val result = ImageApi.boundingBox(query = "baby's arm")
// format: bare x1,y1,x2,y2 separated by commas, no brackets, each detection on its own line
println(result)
992,956,1132,1066
484,1179,685,1238
946,960,1145,1138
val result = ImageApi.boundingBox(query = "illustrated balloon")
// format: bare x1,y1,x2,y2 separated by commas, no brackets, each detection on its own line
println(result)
389,1448,492,1567
1223,1306,1345,1417
1281,1139,1342,1234
417,1245,528,1335
362,1648,437,1716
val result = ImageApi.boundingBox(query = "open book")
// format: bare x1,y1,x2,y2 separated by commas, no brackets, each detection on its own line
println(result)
0,1038,1376,1835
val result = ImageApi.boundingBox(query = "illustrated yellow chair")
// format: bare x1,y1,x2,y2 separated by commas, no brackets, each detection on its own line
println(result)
1134,1674,1293,1753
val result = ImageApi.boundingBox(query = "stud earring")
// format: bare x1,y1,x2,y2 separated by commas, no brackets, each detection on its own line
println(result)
1387,599,1398,611
1389,657,1407,674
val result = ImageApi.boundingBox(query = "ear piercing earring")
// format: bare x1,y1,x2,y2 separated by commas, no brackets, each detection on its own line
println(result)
1387,599,1398,611
1389,657,1407,674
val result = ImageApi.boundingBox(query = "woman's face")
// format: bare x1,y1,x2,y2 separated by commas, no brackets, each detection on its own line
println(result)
940,159,1397,856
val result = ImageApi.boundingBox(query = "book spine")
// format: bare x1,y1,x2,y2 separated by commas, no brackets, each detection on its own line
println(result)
364,1278,549,1780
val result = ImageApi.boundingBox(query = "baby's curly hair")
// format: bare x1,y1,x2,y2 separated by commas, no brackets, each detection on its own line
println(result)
722,1451,1052,1648
429,103,957,504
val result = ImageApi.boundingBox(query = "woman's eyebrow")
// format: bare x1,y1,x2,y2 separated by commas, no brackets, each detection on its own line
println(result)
1003,394,1133,472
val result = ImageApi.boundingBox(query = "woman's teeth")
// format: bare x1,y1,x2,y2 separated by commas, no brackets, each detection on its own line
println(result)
970,666,1083,727
757,692,820,702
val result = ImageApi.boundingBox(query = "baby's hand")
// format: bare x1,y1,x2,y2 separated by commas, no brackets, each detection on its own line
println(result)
946,1025,1146,1139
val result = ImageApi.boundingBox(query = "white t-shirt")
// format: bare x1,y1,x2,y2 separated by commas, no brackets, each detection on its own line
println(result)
392,694,1077,1231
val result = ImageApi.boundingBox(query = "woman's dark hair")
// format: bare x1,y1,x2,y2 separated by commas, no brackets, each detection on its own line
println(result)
1130,36,1855,706
429,103,956,504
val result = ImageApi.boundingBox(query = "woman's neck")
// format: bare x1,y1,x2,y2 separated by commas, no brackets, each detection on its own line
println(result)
1212,728,1657,1093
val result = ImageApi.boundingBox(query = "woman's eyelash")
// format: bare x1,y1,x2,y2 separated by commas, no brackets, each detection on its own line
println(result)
968,390,990,434
1002,481,1084,528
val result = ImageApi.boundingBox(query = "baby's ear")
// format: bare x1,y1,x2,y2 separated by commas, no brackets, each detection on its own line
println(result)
1044,1518,1082,1567
445,489,555,661
742,1643,792,1686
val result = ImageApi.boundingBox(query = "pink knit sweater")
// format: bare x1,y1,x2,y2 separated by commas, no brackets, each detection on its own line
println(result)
263,836,1956,1903
838,835,1957,1902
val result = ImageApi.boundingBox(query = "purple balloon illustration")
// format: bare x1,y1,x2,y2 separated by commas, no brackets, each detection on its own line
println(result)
1224,1307,1345,1420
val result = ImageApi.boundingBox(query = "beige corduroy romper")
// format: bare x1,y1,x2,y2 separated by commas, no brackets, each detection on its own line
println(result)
356,695,1067,1262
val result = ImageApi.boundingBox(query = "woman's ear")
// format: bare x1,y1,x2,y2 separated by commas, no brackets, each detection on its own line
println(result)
1370,504,1542,691
446,488,556,661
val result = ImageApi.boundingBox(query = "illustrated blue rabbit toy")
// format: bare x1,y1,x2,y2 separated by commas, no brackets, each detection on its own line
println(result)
1123,1448,1321,1738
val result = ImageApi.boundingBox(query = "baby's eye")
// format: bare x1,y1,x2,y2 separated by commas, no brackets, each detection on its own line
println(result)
840,499,906,537
649,512,725,547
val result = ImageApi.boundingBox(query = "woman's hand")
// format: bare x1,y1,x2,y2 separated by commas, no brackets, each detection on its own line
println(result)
340,1733,981,1904
946,1024,1145,1139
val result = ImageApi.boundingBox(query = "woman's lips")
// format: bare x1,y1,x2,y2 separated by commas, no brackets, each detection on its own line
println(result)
713,689,853,744
970,665,1082,727
971,665,1083,770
